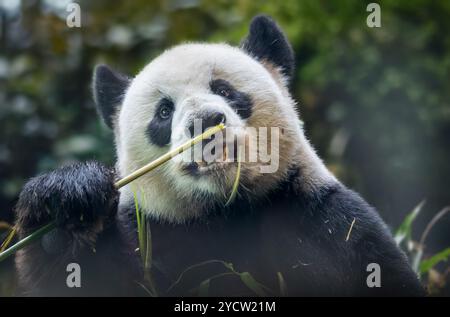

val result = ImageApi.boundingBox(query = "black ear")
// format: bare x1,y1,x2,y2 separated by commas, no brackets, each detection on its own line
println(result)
241,15,295,79
93,64,130,129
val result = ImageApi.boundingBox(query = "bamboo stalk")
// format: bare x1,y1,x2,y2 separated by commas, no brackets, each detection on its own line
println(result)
0,124,225,262
0,227,16,252
114,123,224,188
0,222,56,262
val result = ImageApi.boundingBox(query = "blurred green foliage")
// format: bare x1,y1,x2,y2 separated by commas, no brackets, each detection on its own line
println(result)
1,0,449,295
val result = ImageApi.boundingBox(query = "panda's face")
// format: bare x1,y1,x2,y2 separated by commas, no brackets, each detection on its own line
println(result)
119,44,291,196
94,16,302,222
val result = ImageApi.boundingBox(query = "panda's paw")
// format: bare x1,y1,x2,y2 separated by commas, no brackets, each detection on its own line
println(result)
15,161,118,233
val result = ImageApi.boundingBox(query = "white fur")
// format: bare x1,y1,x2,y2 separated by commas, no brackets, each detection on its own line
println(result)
114,43,336,223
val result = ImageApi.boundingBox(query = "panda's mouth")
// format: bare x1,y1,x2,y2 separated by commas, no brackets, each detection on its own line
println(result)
181,160,229,176
181,141,238,176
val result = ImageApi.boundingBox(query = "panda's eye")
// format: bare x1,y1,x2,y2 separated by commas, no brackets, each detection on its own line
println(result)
159,106,172,119
210,79,252,119
211,80,234,99
218,88,230,98
158,100,174,119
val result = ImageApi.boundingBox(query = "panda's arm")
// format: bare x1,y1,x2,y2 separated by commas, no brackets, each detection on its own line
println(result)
13,161,134,295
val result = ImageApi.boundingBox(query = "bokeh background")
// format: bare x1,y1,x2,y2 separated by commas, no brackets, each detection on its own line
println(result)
0,0,449,296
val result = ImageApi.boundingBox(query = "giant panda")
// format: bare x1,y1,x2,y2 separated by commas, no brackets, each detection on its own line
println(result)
14,15,425,296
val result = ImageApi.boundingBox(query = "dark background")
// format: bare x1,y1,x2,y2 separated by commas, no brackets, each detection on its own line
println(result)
1,0,449,296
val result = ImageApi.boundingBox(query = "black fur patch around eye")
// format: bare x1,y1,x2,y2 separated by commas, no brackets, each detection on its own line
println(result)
146,98,174,147
210,79,252,119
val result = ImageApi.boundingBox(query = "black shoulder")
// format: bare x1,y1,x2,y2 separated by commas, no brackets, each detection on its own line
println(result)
277,174,425,296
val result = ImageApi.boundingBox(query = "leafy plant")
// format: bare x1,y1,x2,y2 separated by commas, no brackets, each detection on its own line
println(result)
133,189,157,296
420,248,450,275
277,272,288,296
395,201,450,293
167,259,274,297
0,222,16,253
395,200,425,247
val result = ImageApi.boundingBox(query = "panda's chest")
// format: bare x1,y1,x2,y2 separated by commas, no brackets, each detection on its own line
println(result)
145,202,341,295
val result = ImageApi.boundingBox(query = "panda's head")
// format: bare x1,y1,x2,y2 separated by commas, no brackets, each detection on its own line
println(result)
93,16,312,223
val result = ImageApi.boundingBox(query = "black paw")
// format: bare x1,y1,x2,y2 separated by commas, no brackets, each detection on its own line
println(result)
16,161,118,233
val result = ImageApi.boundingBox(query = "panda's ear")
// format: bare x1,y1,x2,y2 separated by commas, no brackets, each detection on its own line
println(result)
241,15,295,80
93,64,131,129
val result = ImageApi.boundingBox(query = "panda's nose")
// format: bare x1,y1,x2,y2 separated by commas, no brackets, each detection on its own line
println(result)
189,111,226,136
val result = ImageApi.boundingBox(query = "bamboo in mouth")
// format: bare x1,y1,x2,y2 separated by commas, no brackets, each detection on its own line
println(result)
115,123,225,188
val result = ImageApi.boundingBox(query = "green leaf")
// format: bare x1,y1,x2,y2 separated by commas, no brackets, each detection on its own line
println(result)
198,279,210,297
419,248,450,274
223,262,235,272
239,272,268,297
0,227,16,252
277,272,288,296
133,189,146,265
225,147,242,206
411,248,423,274
144,218,152,270
395,200,425,246
167,260,229,294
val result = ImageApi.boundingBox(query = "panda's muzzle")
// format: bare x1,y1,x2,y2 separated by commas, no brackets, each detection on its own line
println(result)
187,111,226,137
181,115,241,175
